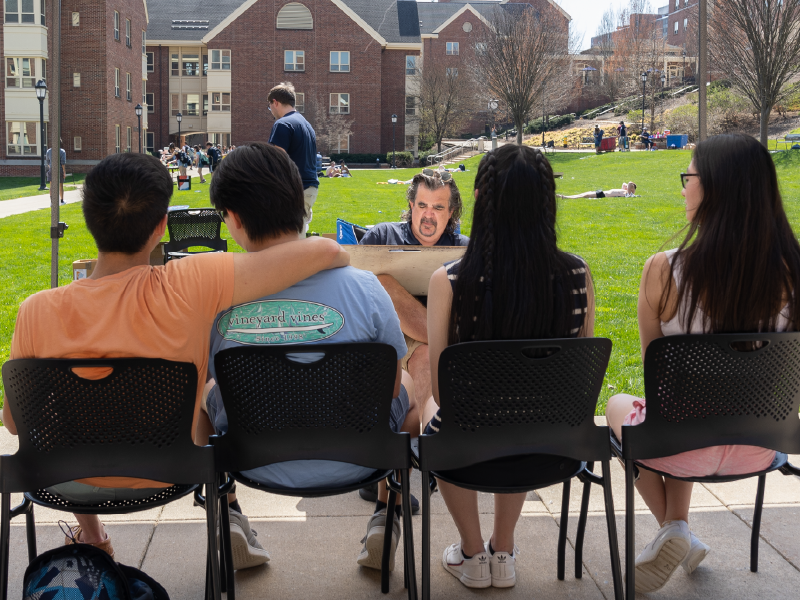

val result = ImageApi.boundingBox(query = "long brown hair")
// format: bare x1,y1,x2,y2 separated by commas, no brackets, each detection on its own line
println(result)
448,145,581,344
661,133,800,332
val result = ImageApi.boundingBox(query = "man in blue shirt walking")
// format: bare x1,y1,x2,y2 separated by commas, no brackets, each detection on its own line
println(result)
267,82,319,235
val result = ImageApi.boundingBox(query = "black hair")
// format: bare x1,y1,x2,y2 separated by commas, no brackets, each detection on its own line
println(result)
209,142,305,240
82,153,172,253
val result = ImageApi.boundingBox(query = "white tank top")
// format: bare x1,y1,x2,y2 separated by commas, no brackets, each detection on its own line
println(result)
660,249,791,335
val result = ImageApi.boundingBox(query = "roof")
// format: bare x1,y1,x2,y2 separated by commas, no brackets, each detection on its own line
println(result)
416,2,504,35
146,0,246,42
341,0,420,44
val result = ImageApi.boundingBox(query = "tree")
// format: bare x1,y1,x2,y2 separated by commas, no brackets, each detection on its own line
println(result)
416,60,475,153
473,3,577,145
311,93,354,155
709,0,800,146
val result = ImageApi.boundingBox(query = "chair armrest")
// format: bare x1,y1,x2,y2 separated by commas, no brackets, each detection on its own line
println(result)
609,430,623,459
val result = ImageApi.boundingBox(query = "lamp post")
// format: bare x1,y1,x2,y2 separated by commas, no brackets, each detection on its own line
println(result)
640,71,648,134
176,111,182,148
391,114,397,169
488,99,498,147
135,103,143,153
35,79,47,190
682,49,687,86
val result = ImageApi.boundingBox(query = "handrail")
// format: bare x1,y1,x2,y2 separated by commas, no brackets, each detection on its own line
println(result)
427,138,480,165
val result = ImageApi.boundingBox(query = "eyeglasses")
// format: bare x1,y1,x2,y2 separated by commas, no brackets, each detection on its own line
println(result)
421,168,452,182
216,209,227,220
680,173,700,188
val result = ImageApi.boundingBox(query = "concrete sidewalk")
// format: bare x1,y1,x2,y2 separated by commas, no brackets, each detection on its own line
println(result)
1,422,798,599
0,187,83,219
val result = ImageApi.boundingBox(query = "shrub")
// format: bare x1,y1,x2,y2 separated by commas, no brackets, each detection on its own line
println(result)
386,151,414,167
330,153,383,164
523,114,575,134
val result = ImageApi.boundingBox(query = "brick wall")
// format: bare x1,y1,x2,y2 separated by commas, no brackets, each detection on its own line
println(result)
668,1,696,49
144,45,170,150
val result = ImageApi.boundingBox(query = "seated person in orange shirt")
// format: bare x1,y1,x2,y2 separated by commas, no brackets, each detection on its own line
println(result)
4,153,347,560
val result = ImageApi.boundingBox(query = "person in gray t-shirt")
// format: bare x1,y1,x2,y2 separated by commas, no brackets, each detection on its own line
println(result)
45,142,67,204
203,141,422,576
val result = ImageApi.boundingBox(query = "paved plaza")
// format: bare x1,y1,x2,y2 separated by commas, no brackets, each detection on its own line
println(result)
2,421,799,599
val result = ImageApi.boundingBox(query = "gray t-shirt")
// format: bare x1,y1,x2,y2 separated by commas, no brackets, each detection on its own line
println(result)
207,266,407,489
45,148,66,168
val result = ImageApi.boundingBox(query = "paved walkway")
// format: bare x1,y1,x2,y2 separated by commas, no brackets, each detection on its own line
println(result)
1,420,798,599
0,188,84,219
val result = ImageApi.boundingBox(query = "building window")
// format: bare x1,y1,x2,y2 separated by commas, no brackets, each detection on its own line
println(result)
185,93,200,116
446,67,458,77
71,11,79,26
39,0,43,24
115,125,120,153
405,55,417,76
5,58,36,88
146,131,155,153
171,52,179,76
475,42,487,56
674,21,678,34
675,0,678,8
295,92,304,113
126,72,131,101
683,18,688,30
210,50,231,70
406,96,416,116
446,42,459,55
284,50,305,71
72,72,80,87
146,52,154,72
330,51,350,72
73,136,81,151
182,53,200,76
6,121,40,155
203,93,208,115
125,19,131,47
4,0,36,23
113,11,119,41
171,94,179,116
210,133,231,147
142,80,146,107
211,92,230,111
126,127,132,152
142,30,146,54
276,2,313,29
146,92,154,113
114,68,119,97
329,93,349,114
405,135,416,151
203,54,208,75
334,135,349,154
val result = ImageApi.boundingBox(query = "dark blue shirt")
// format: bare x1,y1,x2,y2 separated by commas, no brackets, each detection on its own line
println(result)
359,221,469,246
269,110,319,189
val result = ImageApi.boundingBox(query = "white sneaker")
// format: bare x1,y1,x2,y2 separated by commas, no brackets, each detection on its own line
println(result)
635,520,691,593
681,532,710,574
226,509,270,570
442,542,491,588
484,541,519,588
357,509,401,572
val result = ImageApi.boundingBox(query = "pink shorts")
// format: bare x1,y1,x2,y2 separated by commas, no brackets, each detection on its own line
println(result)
623,398,775,478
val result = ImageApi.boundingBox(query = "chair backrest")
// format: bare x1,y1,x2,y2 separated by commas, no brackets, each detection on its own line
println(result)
418,339,613,472
623,333,800,459
212,344,410,473
165,208,227,253
0,358,214,492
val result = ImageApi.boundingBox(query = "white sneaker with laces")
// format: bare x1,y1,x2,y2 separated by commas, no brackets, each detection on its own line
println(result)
357,509,401,571
442,542,491,588
635,520,691,593
484,541,519,588
681,532,710,574
226,509,270,570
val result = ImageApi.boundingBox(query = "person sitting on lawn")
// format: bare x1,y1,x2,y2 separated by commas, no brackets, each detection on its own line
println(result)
326,163,341,178
3,152,347,561
423,144,595,589
640,129,653,150
605,133,800,594
203,142,419,573
339,160,351,177
559,182,637,199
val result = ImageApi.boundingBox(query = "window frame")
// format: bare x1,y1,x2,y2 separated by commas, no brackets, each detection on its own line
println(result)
295,92,304,113
114,68,120,97
126,72,131,101
146,92,154,113
211,92,231,112
330,51,350,73
146,52,154,73
181,52,200,77
334,134,349,154
72,72,80,87
126,126,132,152
5,57,37,88
73,136,81,152
210,49,231,70
115,124,121,153
185,93,200,116
113,11,119,41
329,92,349,115
446,42,459,55
125,18,131,47
171,52,179,77
405,95,416,116
146,131,155,153
674,21,678,34
142,30,146,55
405,55,417,76
284,50,305,72
6,121,42,155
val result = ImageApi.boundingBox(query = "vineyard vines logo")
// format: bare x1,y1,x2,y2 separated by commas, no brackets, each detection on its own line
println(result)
217,300,345,345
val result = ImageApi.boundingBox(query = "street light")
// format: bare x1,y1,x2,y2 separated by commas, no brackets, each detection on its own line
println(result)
391,114,397,169
35,79,47,190
176,111,182,148
682,49,687,86
488,98,499,141
134,103,143,153
640,71,648,135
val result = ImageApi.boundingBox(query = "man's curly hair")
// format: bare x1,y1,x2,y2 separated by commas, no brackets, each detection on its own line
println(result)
402,172,462,235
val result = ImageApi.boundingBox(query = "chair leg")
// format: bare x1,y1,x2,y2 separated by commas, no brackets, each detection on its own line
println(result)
602,460,624,600
575,462,594,579
0,494,11,600
624,460,636,600
751,474,766,573
205,480,222,600
557,479,570,581
220,492,235,600
25,501,36,563
400,470,418,600
382,484,398,594
422,471,431,600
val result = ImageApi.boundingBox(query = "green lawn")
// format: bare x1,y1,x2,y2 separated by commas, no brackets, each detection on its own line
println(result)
2,150,800,412
0,174,86,201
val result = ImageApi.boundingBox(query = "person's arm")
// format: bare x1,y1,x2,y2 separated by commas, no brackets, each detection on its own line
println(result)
638,252,672,361
427,267,453,406
578,264,596,338
231,237,348,306
269,122,291,152
377,274,428,343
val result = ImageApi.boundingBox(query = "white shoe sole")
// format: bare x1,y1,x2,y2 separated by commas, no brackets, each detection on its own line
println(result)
442,551,491,589
682,545,710,575
635,537,690,593
357,525,397,572
491,571,516,588
228,522,270,570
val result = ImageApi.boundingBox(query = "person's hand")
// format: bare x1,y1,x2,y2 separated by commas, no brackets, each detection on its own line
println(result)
327,244,350,269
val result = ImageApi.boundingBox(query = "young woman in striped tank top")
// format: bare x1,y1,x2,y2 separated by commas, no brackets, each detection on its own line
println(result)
606,133,800,593
421,144,595,589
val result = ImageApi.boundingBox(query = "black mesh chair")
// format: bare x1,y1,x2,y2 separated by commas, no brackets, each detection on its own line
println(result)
414,339,623,600
210,344,417,600
0,358,222,600
612,333,800,600
164,208,228,262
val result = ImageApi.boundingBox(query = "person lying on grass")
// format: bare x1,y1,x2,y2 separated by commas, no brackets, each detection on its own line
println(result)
559,181,637,199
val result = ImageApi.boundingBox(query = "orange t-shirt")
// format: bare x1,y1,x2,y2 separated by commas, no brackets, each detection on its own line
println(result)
8,252,235,488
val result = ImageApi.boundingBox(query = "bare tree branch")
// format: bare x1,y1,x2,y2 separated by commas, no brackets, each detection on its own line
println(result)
416,60,476,153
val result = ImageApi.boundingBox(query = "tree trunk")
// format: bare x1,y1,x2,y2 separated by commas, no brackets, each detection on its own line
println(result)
760,105,770,148
516,117,524,145
437,139,442,153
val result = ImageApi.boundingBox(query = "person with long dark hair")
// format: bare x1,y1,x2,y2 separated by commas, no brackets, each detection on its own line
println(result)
422,144,596,589
606,133,800,593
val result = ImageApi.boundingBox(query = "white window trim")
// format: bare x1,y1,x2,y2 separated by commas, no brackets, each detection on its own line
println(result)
330,51,350,73
210,49,231,71
146,52,154,73
211,92,231,112
126,72,131,101
125,19,131,47
295,92,304,113
329,93,349,114
114,11,119,41
115,125,121,153
114,68,120,97
73,136,81,151
446,42,459,56
284,50,305,72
